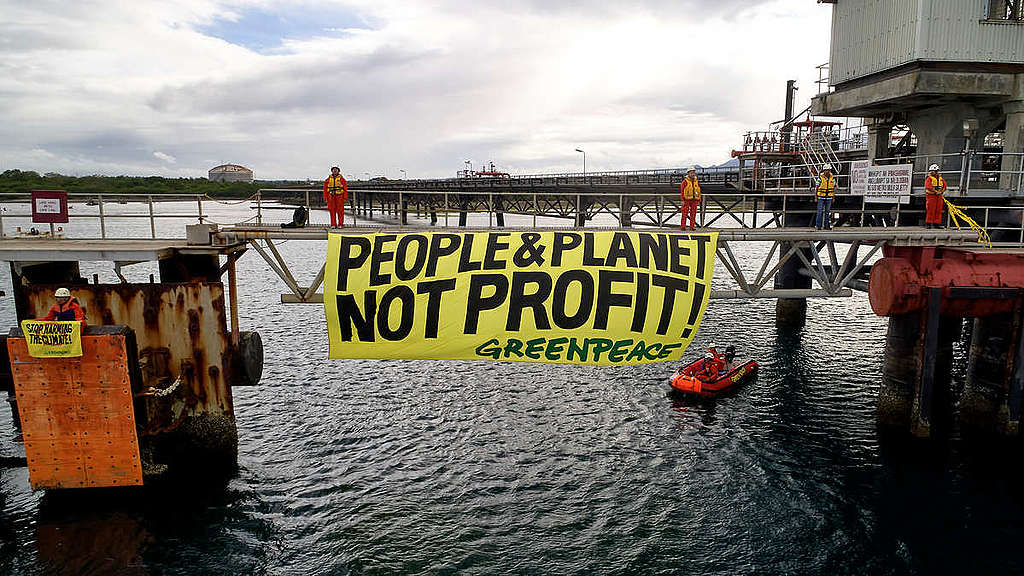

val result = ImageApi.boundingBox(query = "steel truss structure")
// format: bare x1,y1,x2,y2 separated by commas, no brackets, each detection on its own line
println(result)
255,189,1024,236
224,227,979,304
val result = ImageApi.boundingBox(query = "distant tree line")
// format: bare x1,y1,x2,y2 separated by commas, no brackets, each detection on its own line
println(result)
0,170,309,197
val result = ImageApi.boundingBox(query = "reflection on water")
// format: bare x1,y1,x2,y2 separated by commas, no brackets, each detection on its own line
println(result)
34,507,150,576
0,203,1022,574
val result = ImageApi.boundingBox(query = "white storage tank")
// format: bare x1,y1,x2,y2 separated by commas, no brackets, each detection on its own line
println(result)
208,164,254,183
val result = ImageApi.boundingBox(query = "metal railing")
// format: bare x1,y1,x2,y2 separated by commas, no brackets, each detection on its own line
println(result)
0,193,210,240
346,165,743,192
816,63,830,95
739,123,913,157
738,151,1024,196
251,189,1021,243
2,188,1023,245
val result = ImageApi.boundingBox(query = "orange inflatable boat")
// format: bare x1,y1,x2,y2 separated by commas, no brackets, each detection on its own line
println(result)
669,357,758,397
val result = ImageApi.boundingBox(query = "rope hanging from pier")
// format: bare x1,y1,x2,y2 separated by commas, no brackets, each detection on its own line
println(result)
203,189,262,205
203,213,260,226
943,197,992,247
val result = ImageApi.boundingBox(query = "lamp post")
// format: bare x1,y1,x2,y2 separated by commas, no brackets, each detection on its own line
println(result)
400,169,407,179
364,172,371,180
575,148,586,177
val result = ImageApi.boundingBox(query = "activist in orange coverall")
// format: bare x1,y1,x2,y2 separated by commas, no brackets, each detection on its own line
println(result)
680,167,701,230
924,164,947,229
323,166,348,228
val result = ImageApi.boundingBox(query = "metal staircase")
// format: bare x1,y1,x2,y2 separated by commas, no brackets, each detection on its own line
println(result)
799,129,842,180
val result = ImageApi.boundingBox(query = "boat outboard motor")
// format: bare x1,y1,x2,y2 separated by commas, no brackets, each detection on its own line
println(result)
282,206,308,229
724,345,736,363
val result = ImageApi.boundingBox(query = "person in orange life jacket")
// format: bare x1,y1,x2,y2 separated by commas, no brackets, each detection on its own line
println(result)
323,166,348,228
814,164,836,230
39,287,86,326
680,167,701,230
697,352,719,382
706,342,726,371
924,164,947,229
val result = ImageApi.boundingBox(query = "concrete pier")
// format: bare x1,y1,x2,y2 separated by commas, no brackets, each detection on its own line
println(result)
877,308,959,436
870,246,1024,437
774,211,816,327
961,310,1022,436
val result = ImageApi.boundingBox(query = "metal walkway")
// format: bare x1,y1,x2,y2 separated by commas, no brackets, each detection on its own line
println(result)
207,226,978,304
0,190,990,303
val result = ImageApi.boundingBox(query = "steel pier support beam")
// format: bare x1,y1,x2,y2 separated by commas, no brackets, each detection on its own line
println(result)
911,288,943,437
620,195,633,227
1010,304,1024,434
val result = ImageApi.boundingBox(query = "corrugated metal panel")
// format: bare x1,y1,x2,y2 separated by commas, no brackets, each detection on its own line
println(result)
919,0,1024,63
830,0,920,85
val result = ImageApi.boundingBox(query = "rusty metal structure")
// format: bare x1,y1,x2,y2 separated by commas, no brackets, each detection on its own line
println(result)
8,326,143,489
868,246,1024,437
1,233,262,485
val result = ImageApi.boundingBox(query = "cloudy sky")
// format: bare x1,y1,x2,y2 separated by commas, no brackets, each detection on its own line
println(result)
1,1,832,180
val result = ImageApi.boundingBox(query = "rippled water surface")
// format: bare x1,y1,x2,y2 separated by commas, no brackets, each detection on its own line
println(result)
1,203,1023,575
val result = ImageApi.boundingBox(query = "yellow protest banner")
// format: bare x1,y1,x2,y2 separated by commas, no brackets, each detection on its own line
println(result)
324,231,717,366
20,320,83,358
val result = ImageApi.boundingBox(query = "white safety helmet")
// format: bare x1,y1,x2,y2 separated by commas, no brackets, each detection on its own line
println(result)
822,163,833,171
687,166,696,173
708,343,717,350
55,287,71,298
705,352,714,359
928,164,940,171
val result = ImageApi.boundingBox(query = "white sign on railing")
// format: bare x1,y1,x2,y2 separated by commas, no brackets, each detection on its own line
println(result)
849,160,869,196
864,163,912,204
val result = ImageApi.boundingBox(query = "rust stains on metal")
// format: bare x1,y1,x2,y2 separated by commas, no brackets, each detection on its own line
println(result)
188,308,201,339
21,283,237,439
870,247,1024,317
7,332,143,490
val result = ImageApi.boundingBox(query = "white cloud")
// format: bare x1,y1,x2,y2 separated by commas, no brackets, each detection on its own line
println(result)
0,0,833,179
153,151,177,163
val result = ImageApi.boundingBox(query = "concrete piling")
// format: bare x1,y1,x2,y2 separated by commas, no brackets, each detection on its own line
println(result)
879,312,920,429
878,308,959,437
774,242,811,327
773,207,816,328
869,247,1024,437
961,310,1020,435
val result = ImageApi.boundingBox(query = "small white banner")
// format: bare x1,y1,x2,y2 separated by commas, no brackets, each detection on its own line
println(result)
849,160,869,196
35,198,61,214
864,163,912,204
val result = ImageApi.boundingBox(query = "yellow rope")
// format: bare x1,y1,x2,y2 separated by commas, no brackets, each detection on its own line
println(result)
942,196,992,247
203,189,262,205
202,214,260,226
